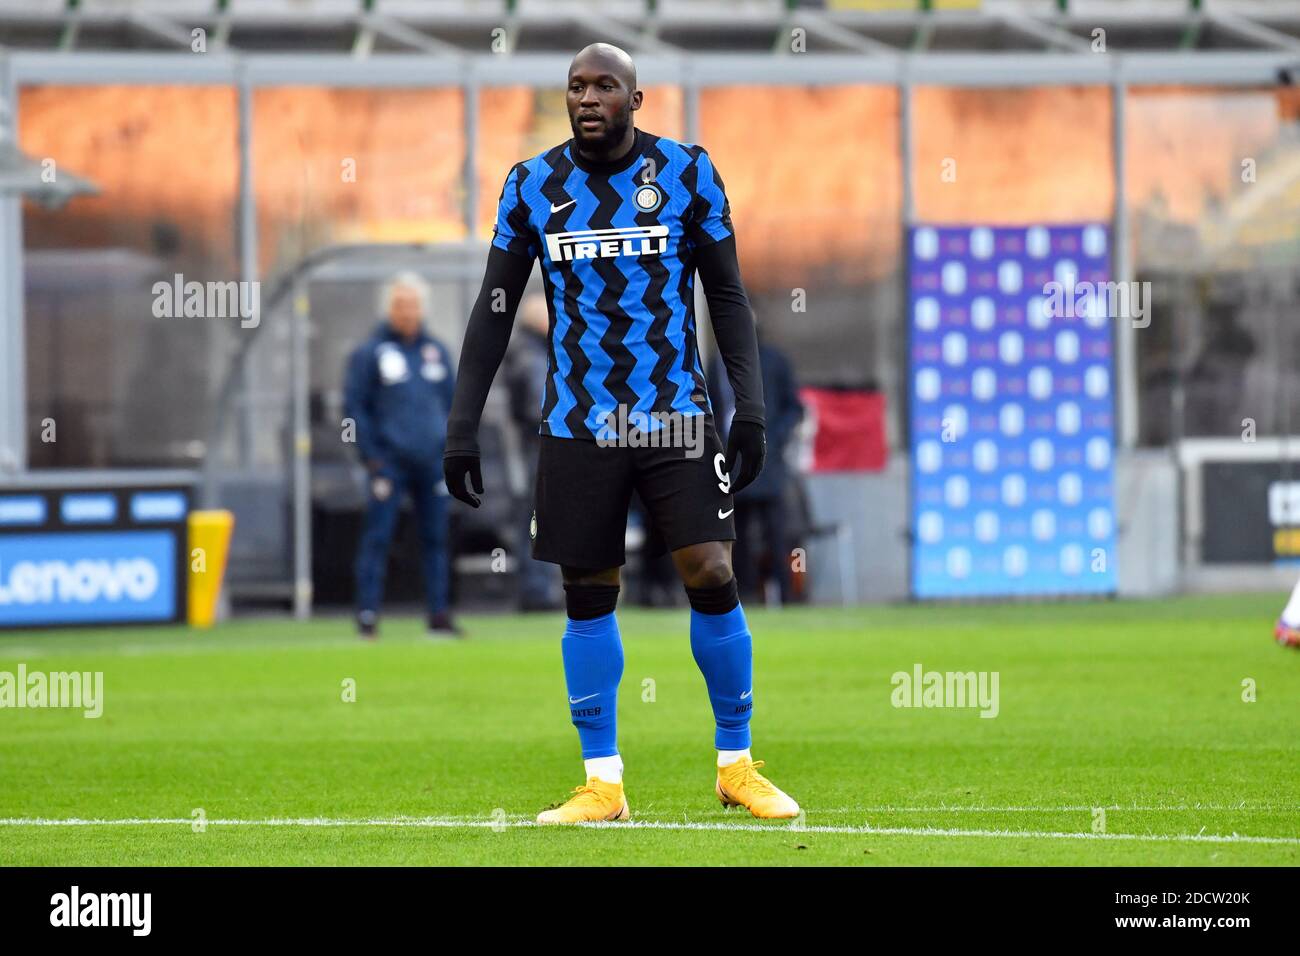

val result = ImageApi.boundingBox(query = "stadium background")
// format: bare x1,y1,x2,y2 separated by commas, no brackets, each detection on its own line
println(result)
1,0,1299,620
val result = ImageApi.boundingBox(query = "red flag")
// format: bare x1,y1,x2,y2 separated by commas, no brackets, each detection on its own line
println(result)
799,388,888,473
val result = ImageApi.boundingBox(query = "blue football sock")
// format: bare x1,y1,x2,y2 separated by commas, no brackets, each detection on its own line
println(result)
561,611,624,759
689,602,754,751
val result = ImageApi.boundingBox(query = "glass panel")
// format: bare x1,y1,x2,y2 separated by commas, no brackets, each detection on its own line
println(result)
700,85,902,403
252,87,467,271
19,84,239,469
1125,86,1300,446
912,86,1115,224
246,87,468,478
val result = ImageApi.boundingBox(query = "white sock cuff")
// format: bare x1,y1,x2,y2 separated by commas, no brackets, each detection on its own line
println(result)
584,755,623,784
717,748,751,767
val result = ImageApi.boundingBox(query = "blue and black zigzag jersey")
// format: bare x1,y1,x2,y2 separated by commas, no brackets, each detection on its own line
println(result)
491,128,734,441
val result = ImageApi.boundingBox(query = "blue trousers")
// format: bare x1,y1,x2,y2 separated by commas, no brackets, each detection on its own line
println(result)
354,460,450,616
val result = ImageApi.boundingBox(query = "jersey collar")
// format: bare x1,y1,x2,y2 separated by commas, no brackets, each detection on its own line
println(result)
567,127,645,176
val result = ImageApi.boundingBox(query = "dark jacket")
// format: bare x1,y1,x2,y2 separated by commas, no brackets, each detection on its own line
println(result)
344,321,456,468
710,341,804,501
504,326,551,457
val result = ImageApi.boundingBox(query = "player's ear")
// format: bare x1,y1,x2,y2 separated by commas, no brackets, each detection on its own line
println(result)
630,89,643,112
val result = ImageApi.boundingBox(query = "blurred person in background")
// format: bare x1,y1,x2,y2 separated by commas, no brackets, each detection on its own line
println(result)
709,320,804,606
505,292,563,611
344,272,462,639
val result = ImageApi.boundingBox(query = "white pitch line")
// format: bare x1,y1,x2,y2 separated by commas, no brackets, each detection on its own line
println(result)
808,805,1298,813
1,817,1298,845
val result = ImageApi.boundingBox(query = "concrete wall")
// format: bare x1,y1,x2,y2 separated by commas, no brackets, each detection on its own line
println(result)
805,459,910,605
1113,449,1180,598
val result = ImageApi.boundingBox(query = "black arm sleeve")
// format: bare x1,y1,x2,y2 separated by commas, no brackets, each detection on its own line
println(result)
696,235,765,427
444,245,535,456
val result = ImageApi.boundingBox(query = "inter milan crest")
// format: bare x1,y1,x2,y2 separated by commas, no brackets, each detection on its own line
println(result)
633,182,663,214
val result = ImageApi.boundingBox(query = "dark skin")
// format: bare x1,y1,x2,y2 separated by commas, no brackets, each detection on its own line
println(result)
561,44,733,593
566,44,641,164
562,540,735,592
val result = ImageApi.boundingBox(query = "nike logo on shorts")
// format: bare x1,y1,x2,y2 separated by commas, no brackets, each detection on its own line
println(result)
718,508,734,519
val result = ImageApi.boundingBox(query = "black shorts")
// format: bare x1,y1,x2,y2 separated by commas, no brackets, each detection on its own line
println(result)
530,417,736,569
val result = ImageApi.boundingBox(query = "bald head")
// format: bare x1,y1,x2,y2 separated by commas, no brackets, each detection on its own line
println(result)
567,43,642,158
570,43,637,90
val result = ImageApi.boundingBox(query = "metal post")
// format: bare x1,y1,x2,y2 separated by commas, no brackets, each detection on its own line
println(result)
899,60,915,601
290,279,312,618
463,65,479,240
1112,72,1139,450
0,53,26,474
899,66,915,442
1280,272,1294,470
682,58,699,144
236,62,258,472
899,65,915,227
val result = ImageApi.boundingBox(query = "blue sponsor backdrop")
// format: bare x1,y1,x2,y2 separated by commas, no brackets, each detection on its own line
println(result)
908,224,1118,598
0,531,178,626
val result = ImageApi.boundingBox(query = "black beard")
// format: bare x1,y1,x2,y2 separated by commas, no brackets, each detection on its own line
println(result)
571,109,631,155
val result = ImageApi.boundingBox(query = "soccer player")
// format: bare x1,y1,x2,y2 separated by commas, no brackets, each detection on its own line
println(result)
443,43,800,823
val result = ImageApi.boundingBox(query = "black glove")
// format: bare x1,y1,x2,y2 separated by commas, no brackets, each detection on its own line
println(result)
723,419,766,496
443,450,484,508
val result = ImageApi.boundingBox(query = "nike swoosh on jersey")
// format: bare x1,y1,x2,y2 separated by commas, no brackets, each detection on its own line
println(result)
718,508,734,519
550,199,577,213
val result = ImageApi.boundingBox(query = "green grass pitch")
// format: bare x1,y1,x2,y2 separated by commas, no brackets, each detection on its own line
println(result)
1,594,1297,866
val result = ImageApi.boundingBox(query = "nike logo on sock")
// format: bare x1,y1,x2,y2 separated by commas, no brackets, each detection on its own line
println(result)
568,693,598,704
740,689,753,699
